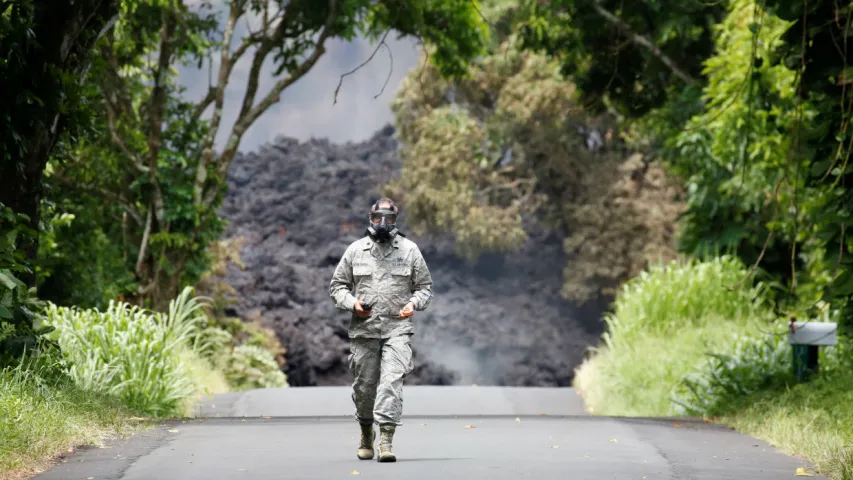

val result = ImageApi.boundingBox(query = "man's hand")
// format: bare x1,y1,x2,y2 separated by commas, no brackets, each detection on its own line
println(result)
354,300,371,318
399,302,414,319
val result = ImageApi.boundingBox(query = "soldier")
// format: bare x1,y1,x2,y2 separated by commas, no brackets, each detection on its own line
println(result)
329,197,434,463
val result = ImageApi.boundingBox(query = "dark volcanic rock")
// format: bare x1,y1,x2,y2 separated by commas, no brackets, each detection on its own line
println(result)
219,125,606,387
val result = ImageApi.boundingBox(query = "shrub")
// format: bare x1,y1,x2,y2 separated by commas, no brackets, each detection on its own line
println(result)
192,315,287,391
672,333,792,416
0,204,55,366
42,287,216,417
574,255,774,416
225,344,287,390
601,255,769,349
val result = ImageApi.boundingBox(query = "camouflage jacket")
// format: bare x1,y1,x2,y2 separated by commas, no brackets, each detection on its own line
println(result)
329,234,434,339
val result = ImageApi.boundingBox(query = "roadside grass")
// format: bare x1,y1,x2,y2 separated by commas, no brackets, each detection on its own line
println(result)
0,288,232,479
574,255,853,480
574,255,772,416
720,370,853,480
0,355,148,479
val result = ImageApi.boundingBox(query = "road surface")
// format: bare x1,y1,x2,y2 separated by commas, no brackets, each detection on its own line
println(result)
33,386,823,479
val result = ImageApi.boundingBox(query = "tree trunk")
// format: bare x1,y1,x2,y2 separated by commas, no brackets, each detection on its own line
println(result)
0,0,119,286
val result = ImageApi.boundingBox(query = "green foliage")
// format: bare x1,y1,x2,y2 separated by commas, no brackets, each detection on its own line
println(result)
758,0,853,337
715,344,853,480
604,255,769,343
35,198,137,309
391,24,684,302
190,315,288,391
0,204,54,366
574,256,774,416
673,334,792,416
666,0,815,303
0,352,138,477
41,287,214,417
40,0,490,311
225,344,288,390
193,238,288,390
515,0,727,117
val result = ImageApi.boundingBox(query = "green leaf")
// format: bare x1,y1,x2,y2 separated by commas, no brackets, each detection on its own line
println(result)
0,306,12,319
0,270,21,290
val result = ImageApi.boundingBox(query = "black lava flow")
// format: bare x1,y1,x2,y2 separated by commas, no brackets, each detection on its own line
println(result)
218,124,606,387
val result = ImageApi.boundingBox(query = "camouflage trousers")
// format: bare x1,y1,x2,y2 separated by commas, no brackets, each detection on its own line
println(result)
348,334,415,426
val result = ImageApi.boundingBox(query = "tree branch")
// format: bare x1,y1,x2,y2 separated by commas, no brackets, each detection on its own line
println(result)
591,0,698,85
202,0,339,208
50,174,145,226
136,206,153,279
374,41,394,99
101,89,149,174
335,28,392,104
194,0,252,204
145,10,177,226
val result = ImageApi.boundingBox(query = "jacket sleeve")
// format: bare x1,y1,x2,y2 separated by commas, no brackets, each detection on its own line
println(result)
408,247,434,311
330,245,358,312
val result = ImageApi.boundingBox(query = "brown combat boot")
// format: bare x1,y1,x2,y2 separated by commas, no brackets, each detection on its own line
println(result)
357,422,375,460
377,424,396,463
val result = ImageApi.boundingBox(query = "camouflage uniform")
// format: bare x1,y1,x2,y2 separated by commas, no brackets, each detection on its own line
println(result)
329,234,433,427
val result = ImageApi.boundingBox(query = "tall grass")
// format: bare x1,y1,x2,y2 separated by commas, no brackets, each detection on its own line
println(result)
575,255,773,416
43,287,228,417
0,354,139,478
601,255,769,348
722,368,853,480
574,255,853,479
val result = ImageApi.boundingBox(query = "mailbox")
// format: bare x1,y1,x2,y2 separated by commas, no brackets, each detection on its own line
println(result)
787,321,838,382
788,322,838,346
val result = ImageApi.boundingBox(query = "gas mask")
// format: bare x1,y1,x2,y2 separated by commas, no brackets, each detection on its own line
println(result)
367,205,399,242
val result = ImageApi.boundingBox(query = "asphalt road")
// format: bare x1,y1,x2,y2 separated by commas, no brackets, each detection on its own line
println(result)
33,386,824,479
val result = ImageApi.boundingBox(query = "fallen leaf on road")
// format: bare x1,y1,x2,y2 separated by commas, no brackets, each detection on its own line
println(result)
350,470,360,475
795,467,814,476
263,416,271,419
515,418,521,422
464,425,477,429
609,439,618,443
583,455,589,459
168,429,180,433
539,413,548,416
673,423,681,428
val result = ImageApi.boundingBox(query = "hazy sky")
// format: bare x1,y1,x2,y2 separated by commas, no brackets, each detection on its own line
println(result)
177,6,422,154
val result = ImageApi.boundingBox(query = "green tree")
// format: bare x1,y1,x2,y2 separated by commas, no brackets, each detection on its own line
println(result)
759,0,853,334
0,0,120,286
46,0,490,310
514,0,727,118
388,5,684,304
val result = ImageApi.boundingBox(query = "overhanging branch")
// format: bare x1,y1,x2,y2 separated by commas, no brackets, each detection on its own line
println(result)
591,0,698,85
203,0,340,208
